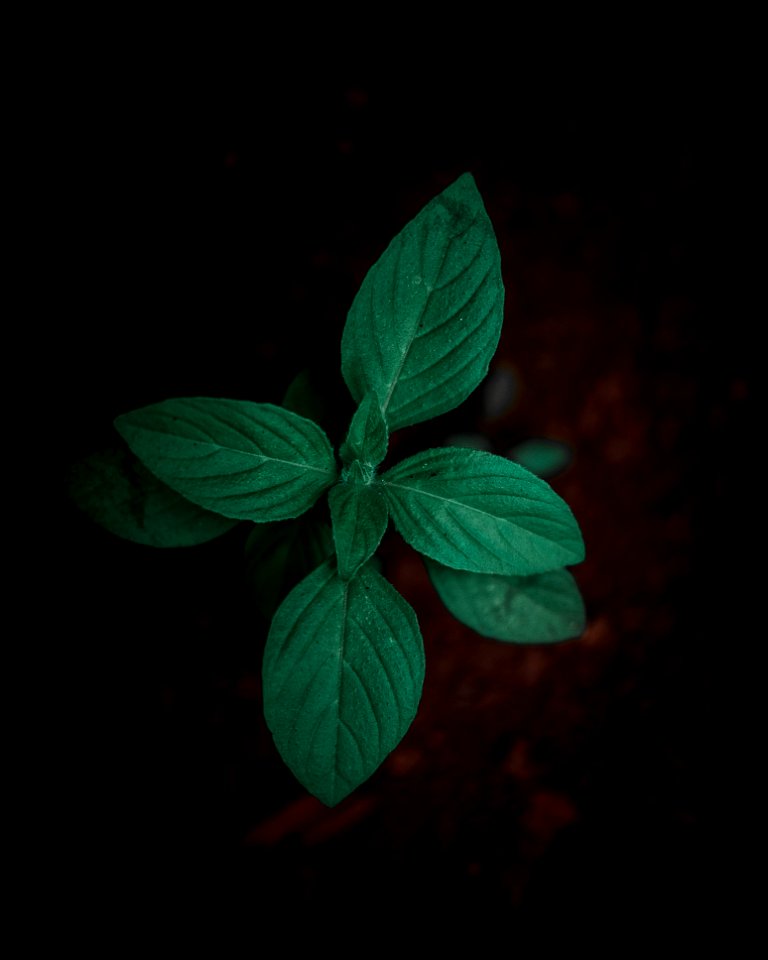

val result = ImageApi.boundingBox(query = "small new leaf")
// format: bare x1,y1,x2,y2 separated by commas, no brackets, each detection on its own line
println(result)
341,173,504,431
282,369,333,432
339,393,388,467
382,447,584,576
328,466,389,580
69,445,238,547
263,560,425,806
115,398,337,522
426,560,586,643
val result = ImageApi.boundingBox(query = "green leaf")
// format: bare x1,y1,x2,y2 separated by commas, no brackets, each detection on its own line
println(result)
68,445,238,547
510,438,572,479
115,398,337,522
328,466,389,580
341,173,504,432
244,511,334,619
263,559,425,806
339,393,388,467
426,560,586,643
381,447,584,575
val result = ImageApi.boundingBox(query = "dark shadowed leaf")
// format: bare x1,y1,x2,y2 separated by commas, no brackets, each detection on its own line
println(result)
244,510,334,619
282,369,331,430
509,438,573,479
426,560,586,643
381,447,584,575
263,560,424,806
115,398,337,522
68,445,238,547
341,173,504,431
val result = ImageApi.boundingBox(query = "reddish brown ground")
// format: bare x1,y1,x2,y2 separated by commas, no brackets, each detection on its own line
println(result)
57,75,746,941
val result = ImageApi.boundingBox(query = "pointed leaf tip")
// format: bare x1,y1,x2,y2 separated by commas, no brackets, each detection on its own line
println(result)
341,173,504,432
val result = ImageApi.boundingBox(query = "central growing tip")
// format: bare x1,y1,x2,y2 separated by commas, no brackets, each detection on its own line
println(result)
341,459,376,485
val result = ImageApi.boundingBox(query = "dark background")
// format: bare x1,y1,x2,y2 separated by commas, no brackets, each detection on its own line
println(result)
52,61,750,941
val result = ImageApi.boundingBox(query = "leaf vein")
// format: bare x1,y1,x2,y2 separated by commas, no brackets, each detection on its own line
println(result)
343,656,381,756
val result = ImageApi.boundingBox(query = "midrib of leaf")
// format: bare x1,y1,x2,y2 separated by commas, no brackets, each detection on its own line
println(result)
379,236,413,420
379,210,479,422
184,399,311,462
384,488,509,564
389,483,576,572
394,302,490,389
387,457,573,506
133,425,334,476
384,479,574,535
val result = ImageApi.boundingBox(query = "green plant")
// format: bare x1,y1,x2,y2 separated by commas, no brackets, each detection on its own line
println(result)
71,174,585,806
